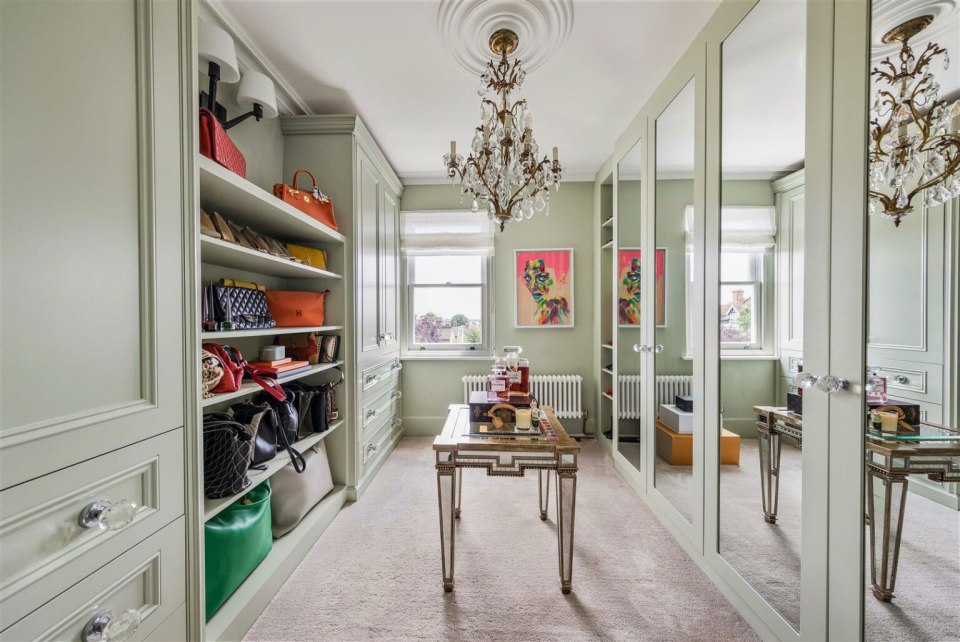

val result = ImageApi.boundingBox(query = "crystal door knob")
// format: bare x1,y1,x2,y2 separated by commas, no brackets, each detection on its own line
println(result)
654,344,664,354
633,344,650,353
82,609,142,642
794,371,819,389
892,374,909,385
78,500,138,531
816,374,849,393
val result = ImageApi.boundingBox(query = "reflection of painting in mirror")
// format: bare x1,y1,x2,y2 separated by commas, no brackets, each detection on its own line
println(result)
717,0,805,631
514,249,573,327
863,2,960,639
617,248,666,327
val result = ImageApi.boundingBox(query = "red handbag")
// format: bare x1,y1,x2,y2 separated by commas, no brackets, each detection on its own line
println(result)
199,108,246,177
265,290,328,327
273,170,338,231
202,342,289,401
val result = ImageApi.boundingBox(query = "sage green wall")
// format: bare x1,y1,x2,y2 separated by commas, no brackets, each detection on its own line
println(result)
399,182,596,436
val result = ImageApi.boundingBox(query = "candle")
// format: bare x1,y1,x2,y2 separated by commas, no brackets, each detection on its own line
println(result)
525,113,533,129
877,410,899,433
450,140,456,157
552,146,559,162
515,408,532,430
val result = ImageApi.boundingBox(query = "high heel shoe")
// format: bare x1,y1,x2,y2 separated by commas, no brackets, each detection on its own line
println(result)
200,210,222,239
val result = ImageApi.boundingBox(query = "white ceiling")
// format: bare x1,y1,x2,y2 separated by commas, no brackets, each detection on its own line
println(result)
209,0,723,183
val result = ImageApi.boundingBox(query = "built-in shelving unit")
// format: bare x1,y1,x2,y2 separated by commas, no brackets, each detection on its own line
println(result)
195,144,350,640
602,343,613,350
602,216,614,228
602,367,615,376
602,391,615,401
601,240,613,250
597,173,615,447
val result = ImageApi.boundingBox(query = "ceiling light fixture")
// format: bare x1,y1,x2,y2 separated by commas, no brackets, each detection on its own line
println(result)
869,14,960,227
443,29,564,232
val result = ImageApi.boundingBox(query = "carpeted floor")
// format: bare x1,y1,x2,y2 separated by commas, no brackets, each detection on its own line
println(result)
245,437,758,641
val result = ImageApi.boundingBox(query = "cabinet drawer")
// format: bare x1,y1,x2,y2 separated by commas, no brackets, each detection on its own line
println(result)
359,411,401,482
1,517,185,641
873,362,942,404
0,429,184,627
360,381,402,438
360,357,402,396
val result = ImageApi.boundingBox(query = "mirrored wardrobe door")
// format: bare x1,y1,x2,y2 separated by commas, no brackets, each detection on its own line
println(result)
862,2,960,640
652,79,697,524
599,172,616,451
715,0,810,634
617,140,644,478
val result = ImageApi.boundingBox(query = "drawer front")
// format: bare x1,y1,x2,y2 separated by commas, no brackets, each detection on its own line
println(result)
359,411,401,482
360,357,402,396
0,429,184,626
1,517,185,641
872,362,942,404
360,380,402,438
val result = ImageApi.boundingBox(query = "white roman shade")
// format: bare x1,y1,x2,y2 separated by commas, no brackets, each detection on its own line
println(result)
684,204,776,250
400,210,495,256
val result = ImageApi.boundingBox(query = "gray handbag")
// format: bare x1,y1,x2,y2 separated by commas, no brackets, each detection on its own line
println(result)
269,441,334,538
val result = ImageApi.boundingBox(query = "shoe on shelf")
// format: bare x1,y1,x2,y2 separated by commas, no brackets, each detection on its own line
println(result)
200,210,222,239
212,212,239,244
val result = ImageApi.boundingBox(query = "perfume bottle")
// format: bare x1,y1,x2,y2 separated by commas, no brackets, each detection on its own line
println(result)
865,366,887,403
503,345,530,394
487,359,510,399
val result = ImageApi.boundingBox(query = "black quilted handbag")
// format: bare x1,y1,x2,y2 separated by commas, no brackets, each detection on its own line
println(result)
203,413,253,499
208,280,276,330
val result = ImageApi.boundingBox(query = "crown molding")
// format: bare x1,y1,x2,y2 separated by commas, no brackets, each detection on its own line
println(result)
200,0,312,116
281,115,403,195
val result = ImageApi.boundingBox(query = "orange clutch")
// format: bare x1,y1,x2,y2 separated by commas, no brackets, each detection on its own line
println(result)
273,169,338,231
265,290,329,327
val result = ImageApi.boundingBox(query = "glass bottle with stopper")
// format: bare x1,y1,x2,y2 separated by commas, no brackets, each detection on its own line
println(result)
502,345,530,395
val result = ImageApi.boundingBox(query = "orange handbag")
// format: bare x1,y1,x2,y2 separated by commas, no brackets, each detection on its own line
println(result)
273,170,338,231
265,290,329,327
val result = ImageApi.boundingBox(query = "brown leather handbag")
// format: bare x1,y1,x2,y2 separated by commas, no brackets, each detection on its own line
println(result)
265,290,329,327
273,170,338,231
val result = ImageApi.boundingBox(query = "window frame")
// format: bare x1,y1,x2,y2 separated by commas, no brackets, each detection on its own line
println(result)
402,253,494,357
719,249,774,355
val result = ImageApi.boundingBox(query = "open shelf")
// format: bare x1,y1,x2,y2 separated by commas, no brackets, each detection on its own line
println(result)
201,236,342,280
601,216,613,228
602,343,613,350
202,361,344,407
204,420,344,522
602,392,615,401
205,484,348,641
201,326,342,340
602,367,615,376
601,240,613,250
198,156,346,245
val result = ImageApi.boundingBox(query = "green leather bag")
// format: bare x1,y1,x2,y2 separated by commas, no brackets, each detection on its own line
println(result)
204,480,273,620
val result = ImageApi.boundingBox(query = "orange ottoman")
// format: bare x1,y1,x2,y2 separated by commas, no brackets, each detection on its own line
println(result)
654,421,741,465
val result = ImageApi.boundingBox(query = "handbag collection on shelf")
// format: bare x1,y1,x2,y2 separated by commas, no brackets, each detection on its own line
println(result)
202,278,330,333
199,108,246,177
273,169,338,232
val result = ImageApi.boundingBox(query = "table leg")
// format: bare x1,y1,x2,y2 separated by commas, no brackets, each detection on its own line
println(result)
455,466,463,519
556,467,577,594
436,459,456,592
867,466,908,602
539,469,550,520
758,428,782,524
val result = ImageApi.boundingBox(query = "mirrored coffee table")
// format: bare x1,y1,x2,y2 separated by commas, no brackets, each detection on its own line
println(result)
433,404,580,593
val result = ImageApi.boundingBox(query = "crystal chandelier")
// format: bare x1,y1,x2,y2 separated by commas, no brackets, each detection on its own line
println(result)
869,15,960,227
443,29,564,231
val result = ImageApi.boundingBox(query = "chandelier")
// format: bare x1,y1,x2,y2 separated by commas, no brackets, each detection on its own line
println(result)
443,29,564,231
869,15,960,227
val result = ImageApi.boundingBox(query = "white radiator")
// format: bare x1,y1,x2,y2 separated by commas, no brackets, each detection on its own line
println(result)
461,374,583,420
615,375,693,419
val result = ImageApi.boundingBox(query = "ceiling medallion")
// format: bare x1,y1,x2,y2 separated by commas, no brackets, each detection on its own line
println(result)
869,14,960,226
443,28,564,232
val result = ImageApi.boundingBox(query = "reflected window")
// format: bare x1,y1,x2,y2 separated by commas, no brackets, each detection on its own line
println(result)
720,252,764,348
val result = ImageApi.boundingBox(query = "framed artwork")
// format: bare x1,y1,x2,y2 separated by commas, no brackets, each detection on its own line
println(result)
515,249,574,328
617,247,667,327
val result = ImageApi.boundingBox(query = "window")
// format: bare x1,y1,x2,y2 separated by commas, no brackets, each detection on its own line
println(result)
720,251,765,349
401,211,494,356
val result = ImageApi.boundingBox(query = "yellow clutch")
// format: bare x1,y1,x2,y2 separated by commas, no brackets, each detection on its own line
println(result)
286,244,327,269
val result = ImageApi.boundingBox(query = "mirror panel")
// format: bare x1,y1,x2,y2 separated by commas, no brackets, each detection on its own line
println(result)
863,3,960,639
717,0,806,630
652,79,696,521
617,141,644,473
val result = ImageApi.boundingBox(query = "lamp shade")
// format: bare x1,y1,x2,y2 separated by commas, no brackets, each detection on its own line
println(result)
198,21,240,83
236,70,278,119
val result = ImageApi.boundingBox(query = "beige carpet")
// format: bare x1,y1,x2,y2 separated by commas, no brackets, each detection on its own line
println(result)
245,437,758,641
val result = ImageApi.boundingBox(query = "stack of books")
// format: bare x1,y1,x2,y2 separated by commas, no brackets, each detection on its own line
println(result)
247,357,311,378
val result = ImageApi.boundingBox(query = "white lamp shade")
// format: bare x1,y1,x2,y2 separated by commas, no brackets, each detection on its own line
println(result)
236,70,278,119
198,22,240,83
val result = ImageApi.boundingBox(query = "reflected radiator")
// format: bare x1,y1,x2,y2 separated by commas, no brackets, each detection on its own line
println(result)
461,375,583,420
615,375,693,420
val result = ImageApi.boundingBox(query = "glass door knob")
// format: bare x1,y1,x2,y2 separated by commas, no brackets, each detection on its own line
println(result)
654,344,664,353
816,374,849,393
81,609,142,642
78,500,138,531
794,372,819,389
633,344,650,353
